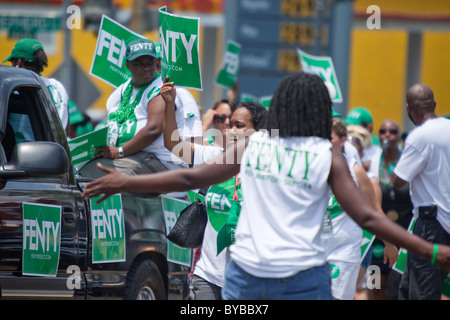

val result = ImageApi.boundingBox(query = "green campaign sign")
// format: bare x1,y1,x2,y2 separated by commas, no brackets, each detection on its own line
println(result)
241,93,272,109
90,194,126,264
392,218,416,274
22,203,62,277
216,40,241,88
68,126,109,172
158,7,202,90
361,229,375,262
90,15,143,87
391,218,449,297
161,195,192,267
297,49,343,103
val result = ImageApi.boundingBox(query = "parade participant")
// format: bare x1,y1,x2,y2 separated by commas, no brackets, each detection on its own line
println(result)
369,119,413,300
80,38,181,178
3,38,69,131
324,117,397,300
393,84,450,300
82,73,450,300
160,77,268,299
201,98,237,148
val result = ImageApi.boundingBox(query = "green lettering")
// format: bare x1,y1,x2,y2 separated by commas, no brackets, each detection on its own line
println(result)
302,151,318,180
286,148,301,178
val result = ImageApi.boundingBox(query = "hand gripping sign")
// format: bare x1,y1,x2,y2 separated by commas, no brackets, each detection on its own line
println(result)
158,6,203,91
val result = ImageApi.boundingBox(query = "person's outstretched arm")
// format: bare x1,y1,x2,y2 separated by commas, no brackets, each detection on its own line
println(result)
82,138,245,203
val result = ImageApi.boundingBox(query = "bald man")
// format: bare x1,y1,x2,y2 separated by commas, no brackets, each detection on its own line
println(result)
393,84,450,300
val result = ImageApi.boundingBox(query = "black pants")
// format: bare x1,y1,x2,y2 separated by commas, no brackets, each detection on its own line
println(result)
398,216,450,300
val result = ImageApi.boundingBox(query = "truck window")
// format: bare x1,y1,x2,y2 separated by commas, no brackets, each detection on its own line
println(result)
2,87,46,161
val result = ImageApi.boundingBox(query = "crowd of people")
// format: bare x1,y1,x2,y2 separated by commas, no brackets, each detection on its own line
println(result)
4,37,450,300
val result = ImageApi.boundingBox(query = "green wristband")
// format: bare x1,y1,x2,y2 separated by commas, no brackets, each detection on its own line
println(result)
431,243,439,265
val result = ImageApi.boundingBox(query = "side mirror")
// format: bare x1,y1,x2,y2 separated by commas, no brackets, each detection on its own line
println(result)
0,141,69,179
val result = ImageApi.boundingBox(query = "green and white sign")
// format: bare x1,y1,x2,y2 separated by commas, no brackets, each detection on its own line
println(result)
216,40,241,88
68,126,109,172
90,15,143,87
392,218,416,274
158,7,202,90
161,195,192,267
22,203,62,277
361,229,375,262
241,93,272,109
90,194,126,264
391,218,449,298
297,48,343,103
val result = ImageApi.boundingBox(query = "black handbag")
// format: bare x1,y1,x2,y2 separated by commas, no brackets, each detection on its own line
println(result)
167,189,208,248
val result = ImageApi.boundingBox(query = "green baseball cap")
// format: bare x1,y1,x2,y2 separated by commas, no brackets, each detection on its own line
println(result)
126,38,157,61
2,38,44,63
68,100,84,124
344,107,373,125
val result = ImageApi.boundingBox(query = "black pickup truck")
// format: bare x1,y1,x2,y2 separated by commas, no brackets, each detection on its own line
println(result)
0,65,191,300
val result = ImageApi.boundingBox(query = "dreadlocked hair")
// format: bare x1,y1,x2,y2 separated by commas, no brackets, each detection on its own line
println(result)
263,72,332,139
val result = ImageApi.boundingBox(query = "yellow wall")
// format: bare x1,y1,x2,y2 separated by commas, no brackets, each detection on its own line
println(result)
421,31,450,117
348,30,408,132
354,0,450,16
348,0,450,131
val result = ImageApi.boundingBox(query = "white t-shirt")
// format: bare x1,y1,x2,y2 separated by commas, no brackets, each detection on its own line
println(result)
191,143,227,287
41,76,69,129
394,117,450,233
106,77,177,162
230,132,333,278
174,88,202,141
324,153,362,264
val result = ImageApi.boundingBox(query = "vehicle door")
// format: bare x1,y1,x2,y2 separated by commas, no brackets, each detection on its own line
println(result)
0,79,85,299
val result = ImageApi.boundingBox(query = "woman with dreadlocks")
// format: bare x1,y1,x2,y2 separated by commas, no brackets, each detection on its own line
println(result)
82,72,450,300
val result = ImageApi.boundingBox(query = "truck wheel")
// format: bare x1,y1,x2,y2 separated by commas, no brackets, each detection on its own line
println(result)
124,259,166,300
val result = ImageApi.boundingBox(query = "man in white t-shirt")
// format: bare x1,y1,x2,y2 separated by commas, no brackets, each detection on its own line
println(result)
393,84,450,300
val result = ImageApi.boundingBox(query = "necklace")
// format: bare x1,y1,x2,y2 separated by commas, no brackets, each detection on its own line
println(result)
115,80,150,126
379,151,401,200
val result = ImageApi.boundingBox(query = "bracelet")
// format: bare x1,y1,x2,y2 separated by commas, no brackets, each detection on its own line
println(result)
431,243,439,265
118,146,124,158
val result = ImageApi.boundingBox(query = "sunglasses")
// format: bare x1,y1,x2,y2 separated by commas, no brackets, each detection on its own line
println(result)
214,114,232,123
379,128,399,135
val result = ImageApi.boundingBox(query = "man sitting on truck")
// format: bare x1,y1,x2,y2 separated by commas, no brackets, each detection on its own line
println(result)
80,38,187,178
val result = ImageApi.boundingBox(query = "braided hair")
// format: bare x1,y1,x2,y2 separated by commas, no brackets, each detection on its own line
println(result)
263,72,332,139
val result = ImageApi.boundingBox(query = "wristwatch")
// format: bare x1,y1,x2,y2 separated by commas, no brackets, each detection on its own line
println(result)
118,146,124,158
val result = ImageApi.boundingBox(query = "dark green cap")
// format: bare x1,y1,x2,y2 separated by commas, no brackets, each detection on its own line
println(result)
126,38,157,61
3,38,43,63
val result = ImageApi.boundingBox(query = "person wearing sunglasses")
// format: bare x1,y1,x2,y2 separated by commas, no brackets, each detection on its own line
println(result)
366,119,413,300
201,98,237,149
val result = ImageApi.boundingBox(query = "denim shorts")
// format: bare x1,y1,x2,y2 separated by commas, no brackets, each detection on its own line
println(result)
222,260,332,300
